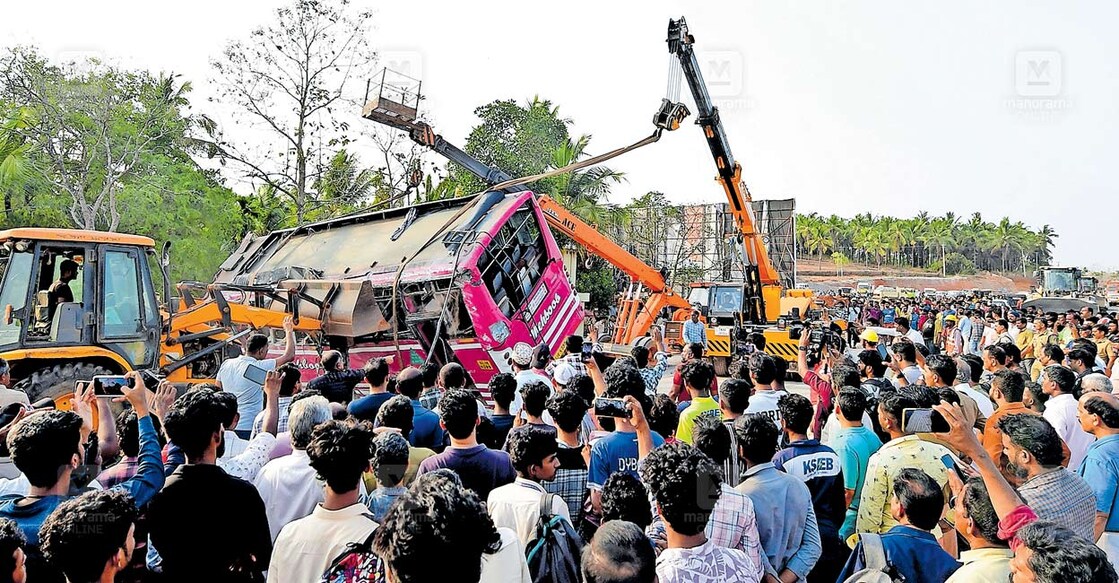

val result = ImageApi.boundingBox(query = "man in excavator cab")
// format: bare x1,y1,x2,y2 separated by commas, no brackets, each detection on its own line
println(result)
45,259,78,321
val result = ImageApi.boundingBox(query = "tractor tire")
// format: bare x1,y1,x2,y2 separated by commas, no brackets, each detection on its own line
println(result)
713,356,730,377
16,362,115,405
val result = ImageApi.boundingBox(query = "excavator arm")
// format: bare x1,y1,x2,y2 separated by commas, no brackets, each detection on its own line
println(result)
537,196,690,343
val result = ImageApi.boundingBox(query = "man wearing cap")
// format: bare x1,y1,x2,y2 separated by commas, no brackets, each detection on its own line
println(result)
847,329,881,362
509,342,548,414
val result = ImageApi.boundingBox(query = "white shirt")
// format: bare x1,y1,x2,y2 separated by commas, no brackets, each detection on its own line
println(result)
1042,393,1096,471
254,449,324,541
744,390,785,426
218,432,277,483
479,527,531,583
656,539,760,583
221,430,250,460
820,412,874,447
267,503,378,583
955,383,996,418
895,365,923,387
904,329,926,347
0,387,30,410
0,474,102,497
216,355,278,431
487,478,571,547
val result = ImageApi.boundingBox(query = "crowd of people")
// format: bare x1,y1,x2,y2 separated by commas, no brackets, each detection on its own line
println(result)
0,294,1116,582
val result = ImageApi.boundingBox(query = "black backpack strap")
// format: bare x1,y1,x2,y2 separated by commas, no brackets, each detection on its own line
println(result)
539,492,556,520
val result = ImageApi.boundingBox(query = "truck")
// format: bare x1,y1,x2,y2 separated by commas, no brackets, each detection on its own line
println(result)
1025,266,1104,313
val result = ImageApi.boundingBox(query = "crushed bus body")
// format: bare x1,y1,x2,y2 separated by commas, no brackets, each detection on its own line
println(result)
214,190,583,399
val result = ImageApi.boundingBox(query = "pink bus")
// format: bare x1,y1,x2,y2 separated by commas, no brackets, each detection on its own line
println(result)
214,190,583,399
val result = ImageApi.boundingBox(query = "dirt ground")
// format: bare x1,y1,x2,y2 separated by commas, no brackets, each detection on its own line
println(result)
795,259,1035,293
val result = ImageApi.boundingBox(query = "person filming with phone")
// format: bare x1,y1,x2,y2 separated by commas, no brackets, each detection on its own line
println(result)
855,387,959,538
0,372,164,581
216,316,296,439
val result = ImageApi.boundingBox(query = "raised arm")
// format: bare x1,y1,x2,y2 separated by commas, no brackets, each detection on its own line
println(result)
95,384,120,462
117,371,166,506
273,316,297,367
260,370,282,437
932,402,1025,518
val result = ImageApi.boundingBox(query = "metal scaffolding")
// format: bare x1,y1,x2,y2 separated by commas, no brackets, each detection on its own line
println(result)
607,199,797,293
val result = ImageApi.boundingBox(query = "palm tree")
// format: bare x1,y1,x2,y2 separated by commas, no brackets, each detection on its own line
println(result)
925,218,956,277
544,134,627,229
0,104,36,218
1036,224,1058,266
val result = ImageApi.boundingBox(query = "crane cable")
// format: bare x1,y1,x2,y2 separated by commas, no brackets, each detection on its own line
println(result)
389,126,670,359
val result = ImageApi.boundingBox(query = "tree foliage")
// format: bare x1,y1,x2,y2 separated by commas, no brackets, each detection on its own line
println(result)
797,211,1056,274
1,48,195,230
0,48,244,282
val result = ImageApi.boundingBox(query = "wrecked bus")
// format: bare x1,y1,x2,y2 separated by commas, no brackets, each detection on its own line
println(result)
213,190,583,399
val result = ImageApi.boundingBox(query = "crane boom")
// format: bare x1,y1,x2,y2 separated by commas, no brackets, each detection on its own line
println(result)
667,17,781,289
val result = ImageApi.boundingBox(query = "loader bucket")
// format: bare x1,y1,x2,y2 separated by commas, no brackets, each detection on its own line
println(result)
278,279,390,338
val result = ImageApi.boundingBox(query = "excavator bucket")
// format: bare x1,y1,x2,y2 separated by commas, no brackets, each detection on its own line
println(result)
277,279,390,338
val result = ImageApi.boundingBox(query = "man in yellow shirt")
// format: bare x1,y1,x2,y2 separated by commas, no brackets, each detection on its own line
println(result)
674,359,721,444
1015,319,1035,360
856,389,957,538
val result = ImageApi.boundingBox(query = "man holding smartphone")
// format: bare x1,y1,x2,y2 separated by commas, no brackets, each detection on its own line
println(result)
216,316,296,439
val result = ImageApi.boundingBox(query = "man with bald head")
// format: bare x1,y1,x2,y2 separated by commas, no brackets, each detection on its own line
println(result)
396,367,444,450
1077,391,1119,561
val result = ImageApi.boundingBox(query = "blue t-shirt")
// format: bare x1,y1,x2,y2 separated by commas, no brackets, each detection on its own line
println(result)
1077,434,1119,532
881,308,896,325
587,430,665,489
773,439,847,538
408,399,445,450
830,425,883,541
348,392,395,423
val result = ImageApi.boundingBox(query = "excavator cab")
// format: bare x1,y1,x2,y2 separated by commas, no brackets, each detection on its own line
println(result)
0,229,162,404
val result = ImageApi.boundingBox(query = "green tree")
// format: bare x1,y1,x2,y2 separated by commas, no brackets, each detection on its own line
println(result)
831,251,850,276
1,48,192,230
446,97,571,195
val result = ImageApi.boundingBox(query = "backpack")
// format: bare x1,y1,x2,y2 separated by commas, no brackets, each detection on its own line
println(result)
841,533,902,583
525,493,583,583
320,516,384,583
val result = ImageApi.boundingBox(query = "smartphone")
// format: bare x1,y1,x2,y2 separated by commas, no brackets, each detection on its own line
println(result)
593,397,631,418
941,453,968,482
92,375,132,398
582,341,594,355
901,408,950,434
243,363,268,385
